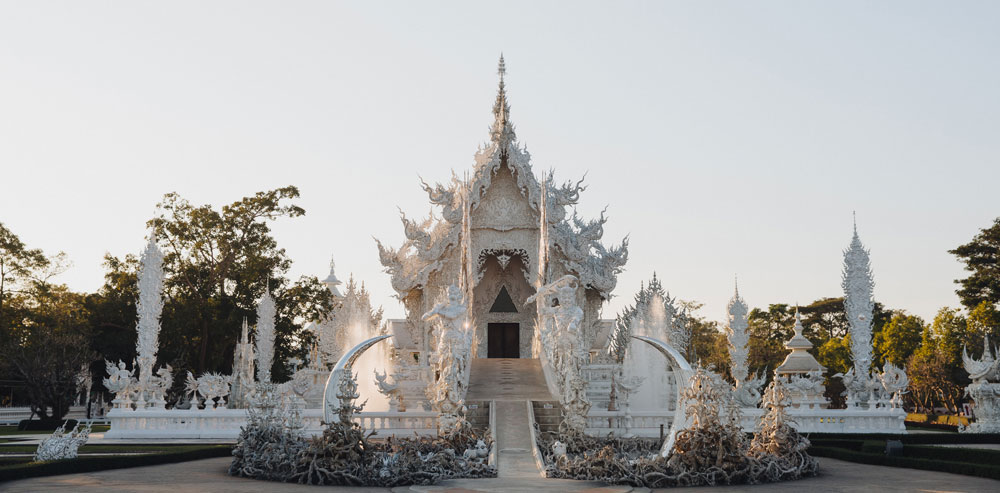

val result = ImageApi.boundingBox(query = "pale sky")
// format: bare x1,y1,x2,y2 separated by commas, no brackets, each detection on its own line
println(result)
1,1,997,325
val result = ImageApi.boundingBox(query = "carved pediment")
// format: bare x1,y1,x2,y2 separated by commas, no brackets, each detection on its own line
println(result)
471,165,536,231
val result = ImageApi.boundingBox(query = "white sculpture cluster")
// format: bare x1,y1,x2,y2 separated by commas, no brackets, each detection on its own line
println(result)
528,275,591,433
961,336,1000,433
726,283,764,407
422,284,472,432
34,421,92,461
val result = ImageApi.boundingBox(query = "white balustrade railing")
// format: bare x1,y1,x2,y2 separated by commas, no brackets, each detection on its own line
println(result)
585,406,906,437
104,407,440,440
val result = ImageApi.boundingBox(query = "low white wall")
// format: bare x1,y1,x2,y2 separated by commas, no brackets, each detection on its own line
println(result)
0,406,88,425
104,408,439,440
585,406,907,437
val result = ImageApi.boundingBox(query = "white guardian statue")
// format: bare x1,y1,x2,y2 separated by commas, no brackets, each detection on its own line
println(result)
527,275,591,433
422,284,472,432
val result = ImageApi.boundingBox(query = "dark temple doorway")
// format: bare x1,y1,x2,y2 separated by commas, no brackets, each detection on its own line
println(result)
487,323,519,358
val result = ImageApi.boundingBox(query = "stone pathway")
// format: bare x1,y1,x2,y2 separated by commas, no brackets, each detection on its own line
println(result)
4,456,998,492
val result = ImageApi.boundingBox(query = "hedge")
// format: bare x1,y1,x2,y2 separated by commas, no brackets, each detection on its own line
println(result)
17,420,78,432
809,446,1000,480
806,432,1000,444
0,445,233,483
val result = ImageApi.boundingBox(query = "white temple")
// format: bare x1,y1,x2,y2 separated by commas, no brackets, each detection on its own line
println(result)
104,58,917,440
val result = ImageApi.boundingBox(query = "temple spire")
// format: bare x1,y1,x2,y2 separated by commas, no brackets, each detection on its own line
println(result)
490,54,515,145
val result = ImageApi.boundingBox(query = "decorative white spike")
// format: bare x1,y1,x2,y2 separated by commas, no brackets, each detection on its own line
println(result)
255,288,277,384
135,234,164,406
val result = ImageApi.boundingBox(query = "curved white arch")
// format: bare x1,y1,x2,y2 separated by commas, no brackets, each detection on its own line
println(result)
630,335,693,457
322,334,393,423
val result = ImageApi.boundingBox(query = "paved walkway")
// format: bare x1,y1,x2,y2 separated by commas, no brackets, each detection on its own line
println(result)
3,456,998,492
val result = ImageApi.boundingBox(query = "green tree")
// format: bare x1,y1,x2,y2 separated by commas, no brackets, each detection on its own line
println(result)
907,327,963,413
681,301,729,377
967,300,1000,350
94,187,334,386
746,304,794,377
0,222,69,344
949,217,1000,313
817,335,851,408
873,312,925,367
929,307,970,364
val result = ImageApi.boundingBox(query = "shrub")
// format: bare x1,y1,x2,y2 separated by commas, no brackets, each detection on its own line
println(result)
17,419,77,431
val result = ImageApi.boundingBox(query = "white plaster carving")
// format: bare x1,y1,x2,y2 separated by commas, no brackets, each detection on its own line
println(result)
34,421,91,461
255,289,276,384
422,285,472,432
527,275,590,433
842,218,875,407
135,235,168,409
726,282,764,407
961,336,1000,433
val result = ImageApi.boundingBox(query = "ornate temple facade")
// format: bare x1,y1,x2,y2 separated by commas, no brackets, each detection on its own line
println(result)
376,57,628,364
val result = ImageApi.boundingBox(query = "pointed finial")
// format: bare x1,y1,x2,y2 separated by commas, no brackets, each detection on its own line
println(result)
498,53,506,82
734,275,739,297
853,210,858,236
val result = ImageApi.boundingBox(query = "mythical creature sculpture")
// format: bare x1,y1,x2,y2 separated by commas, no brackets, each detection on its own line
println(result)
877,362,909,409
463,439,489,460
785,370,826,409
961,336,1000,433
34,421,92,461
196,372,232,409
374,369,405,412
147,365,174,408
527,275,590,434
103,360,136,409
422,284,472,433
